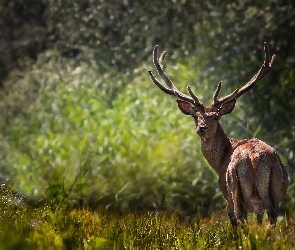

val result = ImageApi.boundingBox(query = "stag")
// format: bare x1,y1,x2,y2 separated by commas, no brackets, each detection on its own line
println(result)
148,43,288,228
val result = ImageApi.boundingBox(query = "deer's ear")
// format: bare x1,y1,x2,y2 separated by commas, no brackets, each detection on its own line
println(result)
176,100,195,115
217,99,236,116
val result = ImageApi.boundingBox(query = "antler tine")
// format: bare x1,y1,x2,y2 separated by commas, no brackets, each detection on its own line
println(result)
188,86,203,108
148,70,176,96
149,45,204,108
212,42,275,109
152,45,183,93
148,70,201,104
158,50,166,69
233,42,276,100
212,81,239,107
213,81,222,103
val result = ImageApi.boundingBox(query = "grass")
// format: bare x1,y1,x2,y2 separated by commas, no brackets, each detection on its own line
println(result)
1,181,295,249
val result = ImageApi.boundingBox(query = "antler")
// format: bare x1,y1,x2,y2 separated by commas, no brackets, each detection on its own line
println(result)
212,42,276,109
148,45,204,109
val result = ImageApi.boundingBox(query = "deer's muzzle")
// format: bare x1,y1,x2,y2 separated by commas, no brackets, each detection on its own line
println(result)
197,125,208,135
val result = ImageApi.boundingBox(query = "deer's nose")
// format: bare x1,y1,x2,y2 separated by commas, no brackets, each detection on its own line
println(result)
197,125,208,133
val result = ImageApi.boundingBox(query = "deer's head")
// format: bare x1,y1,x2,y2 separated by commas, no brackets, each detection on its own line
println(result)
176,98,236,139
148,43,275,139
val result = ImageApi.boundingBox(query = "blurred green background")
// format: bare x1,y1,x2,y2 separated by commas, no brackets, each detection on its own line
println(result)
0,0,294,215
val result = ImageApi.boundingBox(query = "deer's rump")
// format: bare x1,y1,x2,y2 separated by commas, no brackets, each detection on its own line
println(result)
226,139,288,214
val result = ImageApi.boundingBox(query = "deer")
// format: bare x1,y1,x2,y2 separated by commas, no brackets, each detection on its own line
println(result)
148,42,288,229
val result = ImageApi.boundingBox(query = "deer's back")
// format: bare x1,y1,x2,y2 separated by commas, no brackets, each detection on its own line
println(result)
229,138,283,177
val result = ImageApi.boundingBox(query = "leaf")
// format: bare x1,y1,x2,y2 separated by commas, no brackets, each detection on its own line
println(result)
252,122,263,138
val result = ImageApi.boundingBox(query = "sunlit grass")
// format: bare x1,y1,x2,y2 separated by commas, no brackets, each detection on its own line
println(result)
1,183,295,250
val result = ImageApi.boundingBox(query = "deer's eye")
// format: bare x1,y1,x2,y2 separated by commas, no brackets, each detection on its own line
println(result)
214,115,219,120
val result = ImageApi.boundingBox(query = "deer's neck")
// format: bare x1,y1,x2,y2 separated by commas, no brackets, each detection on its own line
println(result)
200,123,236,174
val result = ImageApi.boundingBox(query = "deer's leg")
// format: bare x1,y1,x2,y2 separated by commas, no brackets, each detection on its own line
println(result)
257,213,263,224
226,175,237,228
232,187,247,223
226,198,238,229
263,195,277,225
226,166,246,228
230,163,251,223
256,162,276,224
267,157,288,225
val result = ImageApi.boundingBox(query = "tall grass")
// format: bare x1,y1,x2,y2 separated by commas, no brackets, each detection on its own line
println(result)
1,182,295,249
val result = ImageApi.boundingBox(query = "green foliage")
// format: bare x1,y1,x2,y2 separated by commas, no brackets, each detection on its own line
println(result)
2,51,237,213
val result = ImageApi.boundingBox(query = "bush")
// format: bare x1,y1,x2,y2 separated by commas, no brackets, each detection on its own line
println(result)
2,51,243,213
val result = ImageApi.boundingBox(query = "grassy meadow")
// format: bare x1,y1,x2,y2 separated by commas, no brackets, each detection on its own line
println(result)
0,49,294,249
1,180,295,249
